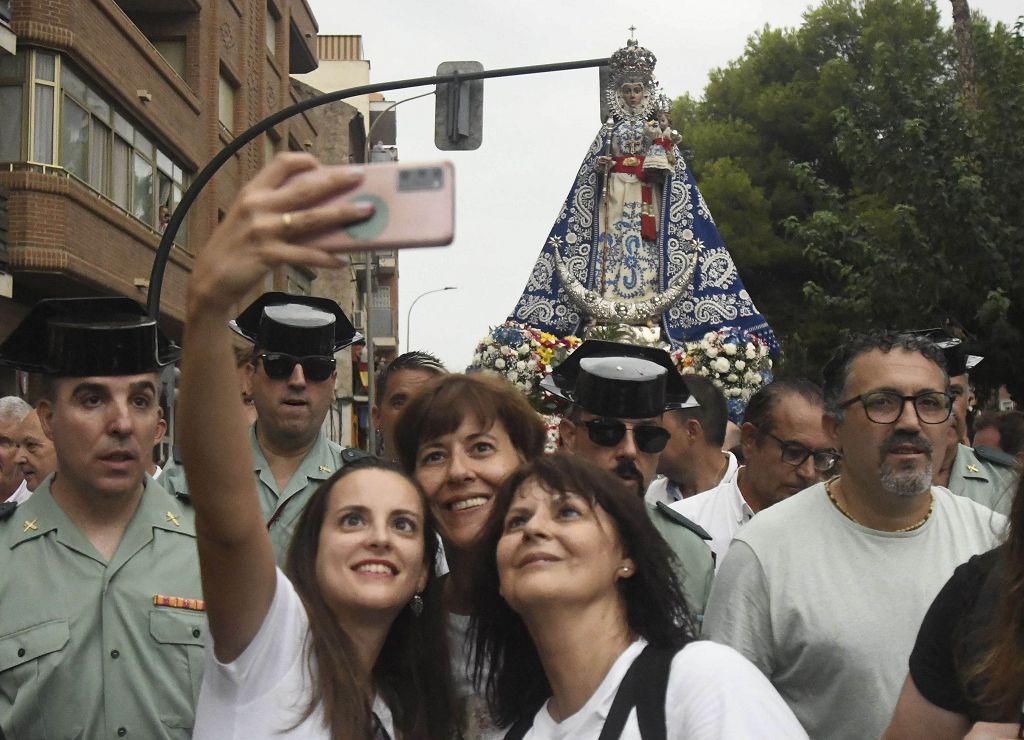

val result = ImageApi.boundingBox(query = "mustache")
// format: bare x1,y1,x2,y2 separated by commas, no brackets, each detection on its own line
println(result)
880,431,933,456
613,460,643,480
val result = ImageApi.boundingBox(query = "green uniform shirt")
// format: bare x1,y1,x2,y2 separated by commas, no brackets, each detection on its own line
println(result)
946,443,1018,517
647,501,715,626
0,477,204,739
160,425,362,564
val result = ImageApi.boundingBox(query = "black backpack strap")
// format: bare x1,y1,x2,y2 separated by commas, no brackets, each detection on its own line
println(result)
598,644,674,740
503,713,535,740
503,644,675,740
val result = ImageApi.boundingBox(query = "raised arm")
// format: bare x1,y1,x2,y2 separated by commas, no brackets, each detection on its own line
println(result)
180,153,370,661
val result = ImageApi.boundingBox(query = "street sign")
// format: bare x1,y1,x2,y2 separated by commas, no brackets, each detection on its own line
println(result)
434,61,484,151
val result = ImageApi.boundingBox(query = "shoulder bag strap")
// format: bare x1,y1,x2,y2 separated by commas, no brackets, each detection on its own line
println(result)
597,644,674,740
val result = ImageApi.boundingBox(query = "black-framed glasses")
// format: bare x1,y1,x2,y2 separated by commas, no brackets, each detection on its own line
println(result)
839,390,952,425
578,418,671,454
756,427,840,473
259,353,336,382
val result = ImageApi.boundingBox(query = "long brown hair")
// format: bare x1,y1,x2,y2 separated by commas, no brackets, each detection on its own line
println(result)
470,453,696,727
284,457,457,739
967,472,1024,714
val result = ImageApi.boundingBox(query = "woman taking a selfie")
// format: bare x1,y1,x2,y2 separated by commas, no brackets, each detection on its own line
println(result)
393,373,546,736
180,153,455,739
472,453,806,739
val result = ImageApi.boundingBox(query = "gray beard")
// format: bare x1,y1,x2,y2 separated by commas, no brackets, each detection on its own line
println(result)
879,460,933,498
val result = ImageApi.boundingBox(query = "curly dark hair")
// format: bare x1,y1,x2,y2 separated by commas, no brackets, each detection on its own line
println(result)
284,456,457,739
821,331,947,419
469,452,695,727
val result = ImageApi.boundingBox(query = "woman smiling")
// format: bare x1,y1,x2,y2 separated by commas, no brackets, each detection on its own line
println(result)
472,453,806,739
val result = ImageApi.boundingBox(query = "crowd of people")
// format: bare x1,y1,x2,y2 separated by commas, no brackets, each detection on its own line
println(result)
0,154,1020,739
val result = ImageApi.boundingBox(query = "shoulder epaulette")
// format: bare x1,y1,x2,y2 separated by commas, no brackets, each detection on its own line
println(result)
654,501,712,541
341,448,371,464
174,490,192,506
0,501,17,522
974,445,1020,470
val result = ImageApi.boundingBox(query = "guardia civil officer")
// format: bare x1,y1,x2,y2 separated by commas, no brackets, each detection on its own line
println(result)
920,328,1019,515
542,340,716,621
0,297,204,738
160,292,366,562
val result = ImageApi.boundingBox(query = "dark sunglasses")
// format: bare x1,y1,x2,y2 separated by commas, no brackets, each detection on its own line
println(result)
581,418,671,454
259,353,336,382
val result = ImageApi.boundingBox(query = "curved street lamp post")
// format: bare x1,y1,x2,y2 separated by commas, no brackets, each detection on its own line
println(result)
405,286,457,351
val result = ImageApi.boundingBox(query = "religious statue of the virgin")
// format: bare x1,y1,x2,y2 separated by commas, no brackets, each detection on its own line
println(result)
506,36,778,351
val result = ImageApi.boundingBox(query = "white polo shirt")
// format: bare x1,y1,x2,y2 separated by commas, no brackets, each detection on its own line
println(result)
670,463,750,566
645,452,738,506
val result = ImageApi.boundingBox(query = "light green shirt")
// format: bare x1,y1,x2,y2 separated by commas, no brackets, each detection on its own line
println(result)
946,443,1018,516
647,501,715,625
160,425,362,564
0,476,205,738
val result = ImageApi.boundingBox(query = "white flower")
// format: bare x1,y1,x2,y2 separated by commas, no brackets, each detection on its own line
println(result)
750,373,762,384
760,344,769,357
516,360,527,370
727,373,739,383
495,358,506,369
698,367,710,376
735,360,746,371
713,357,730,374
507,371,518,382
729,388,742,398
724,344,737,356
712,379,724,388
745,346,757,360
704,331,718,342
706,347,719,358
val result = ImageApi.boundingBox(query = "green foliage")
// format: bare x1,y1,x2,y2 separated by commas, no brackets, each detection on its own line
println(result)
674,0,1024,401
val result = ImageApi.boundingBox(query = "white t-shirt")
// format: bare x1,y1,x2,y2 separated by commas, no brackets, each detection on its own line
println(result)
703,483,1006,740
521,639,807,739
193,568,394,739
670,464,751,566
449,612,502,739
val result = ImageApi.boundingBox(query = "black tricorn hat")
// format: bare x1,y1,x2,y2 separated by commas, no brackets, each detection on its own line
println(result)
541,340,699,418
911,328,983,377
0,297,179,376
230,292,362,356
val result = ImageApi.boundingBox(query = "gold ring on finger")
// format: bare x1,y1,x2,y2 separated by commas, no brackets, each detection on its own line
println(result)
281,212,293,228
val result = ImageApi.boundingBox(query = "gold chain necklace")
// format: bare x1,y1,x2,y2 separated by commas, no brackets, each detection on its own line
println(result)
824,477,934,533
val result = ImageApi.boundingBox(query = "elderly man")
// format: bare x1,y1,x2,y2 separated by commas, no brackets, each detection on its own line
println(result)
922,330,1018,515
160,292,366,562
702,331,1005,740
672,379,839,563
544,340,715,622
13,408,57,493
0,396,30,504
646,374,737,505
0,297,203,738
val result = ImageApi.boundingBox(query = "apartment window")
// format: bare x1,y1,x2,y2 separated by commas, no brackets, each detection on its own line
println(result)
265,4,278,54
218,72,236,132
153,39,187,80
31,52,56,163
0,55,23,162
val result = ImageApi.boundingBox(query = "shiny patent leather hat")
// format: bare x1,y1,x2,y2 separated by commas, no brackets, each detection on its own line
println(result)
541,339,699,417
0,296,179,376
230,292,362,356
911,327,982,377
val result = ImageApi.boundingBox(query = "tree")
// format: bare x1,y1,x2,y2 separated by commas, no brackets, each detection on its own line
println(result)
674,0,1024,401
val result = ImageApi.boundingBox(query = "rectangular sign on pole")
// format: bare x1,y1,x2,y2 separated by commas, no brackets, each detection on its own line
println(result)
435,61,484,151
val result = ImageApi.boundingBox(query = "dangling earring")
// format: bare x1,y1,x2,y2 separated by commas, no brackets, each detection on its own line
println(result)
410,593,424,617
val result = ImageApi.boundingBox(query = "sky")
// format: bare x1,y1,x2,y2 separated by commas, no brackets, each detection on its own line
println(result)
306,0,1022,372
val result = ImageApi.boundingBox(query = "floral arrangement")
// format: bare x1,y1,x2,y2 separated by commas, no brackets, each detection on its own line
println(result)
672,328,773,422
469,322,582,414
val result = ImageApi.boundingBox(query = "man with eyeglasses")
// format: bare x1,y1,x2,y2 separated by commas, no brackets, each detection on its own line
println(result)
671,379,838,564
917,329,1018,516
0,396,31,504
160,292,367,562
544,340,716,622
703,331,1005,740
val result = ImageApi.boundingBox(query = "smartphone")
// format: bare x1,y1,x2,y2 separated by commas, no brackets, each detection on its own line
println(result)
295,161,454,250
